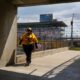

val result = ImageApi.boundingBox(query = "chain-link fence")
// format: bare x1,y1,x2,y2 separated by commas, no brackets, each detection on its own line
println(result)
17,26,70,54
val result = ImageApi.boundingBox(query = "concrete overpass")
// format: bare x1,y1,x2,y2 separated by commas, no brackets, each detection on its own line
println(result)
0,0,80,67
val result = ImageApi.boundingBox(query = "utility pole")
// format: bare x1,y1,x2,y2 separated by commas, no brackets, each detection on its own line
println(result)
70,13,74,48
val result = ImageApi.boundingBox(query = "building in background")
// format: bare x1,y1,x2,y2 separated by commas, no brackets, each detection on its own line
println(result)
18,19,66,40
17,14,67,51
40,14,53,22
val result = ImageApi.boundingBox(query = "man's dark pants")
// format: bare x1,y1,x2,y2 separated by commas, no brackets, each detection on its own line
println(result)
23,44,34,64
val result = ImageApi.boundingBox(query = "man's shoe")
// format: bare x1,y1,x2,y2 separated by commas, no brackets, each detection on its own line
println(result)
24,63,29,66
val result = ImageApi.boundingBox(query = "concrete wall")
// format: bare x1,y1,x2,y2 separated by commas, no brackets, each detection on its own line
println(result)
15,47,68,64
0,1,17,67
11,0,80,6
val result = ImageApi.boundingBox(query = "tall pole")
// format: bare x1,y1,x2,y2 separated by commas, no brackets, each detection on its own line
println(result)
71,13,74,47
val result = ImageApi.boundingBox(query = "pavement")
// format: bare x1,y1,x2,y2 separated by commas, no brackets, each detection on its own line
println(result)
0,50,80,80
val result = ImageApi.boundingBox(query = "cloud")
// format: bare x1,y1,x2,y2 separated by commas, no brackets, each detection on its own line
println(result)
18,2,80,23
18,2,80,16
53,6,80,20
17,15,39,23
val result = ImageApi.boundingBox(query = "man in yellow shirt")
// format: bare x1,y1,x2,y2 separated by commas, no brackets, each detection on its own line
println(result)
19,27,38,66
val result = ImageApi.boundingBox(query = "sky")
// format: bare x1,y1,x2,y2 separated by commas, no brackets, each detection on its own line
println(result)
17,2,80,37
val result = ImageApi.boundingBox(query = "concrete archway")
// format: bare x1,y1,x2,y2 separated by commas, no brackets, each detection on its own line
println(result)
0,0,79,67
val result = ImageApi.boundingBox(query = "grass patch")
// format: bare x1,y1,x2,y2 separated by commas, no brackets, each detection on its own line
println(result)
69,47,80,51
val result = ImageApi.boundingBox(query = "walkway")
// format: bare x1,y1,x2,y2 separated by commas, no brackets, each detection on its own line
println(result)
0,50,80,80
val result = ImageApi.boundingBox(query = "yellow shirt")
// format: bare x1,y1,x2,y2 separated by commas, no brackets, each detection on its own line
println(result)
20,32,38,45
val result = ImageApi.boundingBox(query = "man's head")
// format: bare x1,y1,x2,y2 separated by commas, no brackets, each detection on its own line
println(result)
26,27,32,34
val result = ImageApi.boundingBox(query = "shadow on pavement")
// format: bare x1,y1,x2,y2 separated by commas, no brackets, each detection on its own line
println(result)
52,58,80,80
0,56,80,80
42,56,80,80
0,69,40,80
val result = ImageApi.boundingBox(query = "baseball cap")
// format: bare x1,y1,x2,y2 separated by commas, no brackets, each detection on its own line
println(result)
27,27,32,31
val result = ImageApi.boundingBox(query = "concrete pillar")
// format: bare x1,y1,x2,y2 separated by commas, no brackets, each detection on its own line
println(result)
0,1,17,67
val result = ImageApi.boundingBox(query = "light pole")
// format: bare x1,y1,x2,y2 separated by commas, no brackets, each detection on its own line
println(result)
70,13,74,48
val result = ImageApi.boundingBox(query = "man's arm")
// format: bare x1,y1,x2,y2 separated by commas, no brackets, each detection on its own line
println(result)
35,42,38,49
33,33,38,49
19,39,22,45
19,32,25,45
